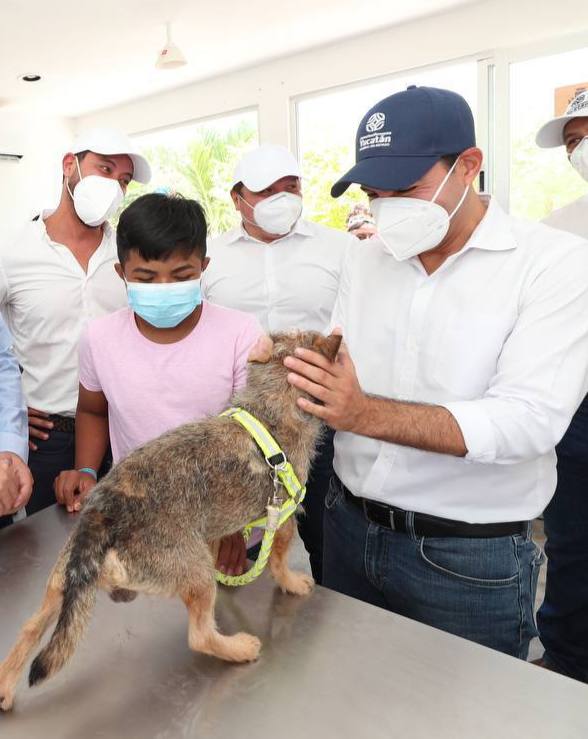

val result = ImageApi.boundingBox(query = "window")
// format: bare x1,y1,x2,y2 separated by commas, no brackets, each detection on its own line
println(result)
509,46,588,220
296,59,478,230
123,109,258,235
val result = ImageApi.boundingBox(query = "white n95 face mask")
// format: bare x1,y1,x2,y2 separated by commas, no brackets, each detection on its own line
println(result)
370,158,469,261
570,137,588,182
67,157,124,227
240,192,303,235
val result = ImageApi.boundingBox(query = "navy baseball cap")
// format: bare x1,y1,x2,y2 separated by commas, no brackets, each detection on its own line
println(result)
331,86,476,197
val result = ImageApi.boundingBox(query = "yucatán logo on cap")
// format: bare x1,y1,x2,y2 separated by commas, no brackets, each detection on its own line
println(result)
360,111,392,152
365,112,386,132
567,90,588,114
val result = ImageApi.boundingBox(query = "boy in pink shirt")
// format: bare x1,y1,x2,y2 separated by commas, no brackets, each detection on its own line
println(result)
55,193,262,574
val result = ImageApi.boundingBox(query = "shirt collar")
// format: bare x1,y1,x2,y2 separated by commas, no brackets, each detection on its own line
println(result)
37,208,113,244
462,196,518,253
226,218,312,245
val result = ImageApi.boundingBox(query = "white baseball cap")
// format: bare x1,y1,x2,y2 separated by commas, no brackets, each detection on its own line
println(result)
70,127,152,184
536,90,588,148
231,144,301,192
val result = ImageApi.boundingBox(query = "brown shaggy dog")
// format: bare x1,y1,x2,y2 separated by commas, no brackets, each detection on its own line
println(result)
0,330,341,712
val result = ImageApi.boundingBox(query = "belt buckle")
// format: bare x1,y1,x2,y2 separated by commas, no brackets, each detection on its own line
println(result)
389,510,396,531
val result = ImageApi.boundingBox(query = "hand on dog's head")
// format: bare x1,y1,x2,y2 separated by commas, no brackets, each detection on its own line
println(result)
244,330,342,415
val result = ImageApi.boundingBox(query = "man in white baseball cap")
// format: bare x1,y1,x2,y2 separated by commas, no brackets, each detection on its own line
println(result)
536,89,588,236
203,143,358,584
534,90,588,682
0,127,151,516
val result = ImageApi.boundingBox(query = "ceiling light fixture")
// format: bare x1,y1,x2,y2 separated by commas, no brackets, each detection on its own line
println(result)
155,22,187,70
19,74,42,82
0,153,23,162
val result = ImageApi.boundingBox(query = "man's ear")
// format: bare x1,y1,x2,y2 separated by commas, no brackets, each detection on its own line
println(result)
248,335,274,363
312,332,343,363
63,152,77,179
114,262,125,282
230,188,241,212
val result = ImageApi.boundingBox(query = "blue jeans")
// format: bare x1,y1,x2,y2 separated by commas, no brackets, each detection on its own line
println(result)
323,476,544,658
27,430,75,515
27,430,112,517
537,396,588,681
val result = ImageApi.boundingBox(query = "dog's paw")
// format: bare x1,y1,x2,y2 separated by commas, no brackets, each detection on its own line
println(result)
226,632,262,663
280,571,315,596
0,687,15,713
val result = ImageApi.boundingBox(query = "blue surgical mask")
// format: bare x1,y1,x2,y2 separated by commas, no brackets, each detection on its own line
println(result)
126,279,202,328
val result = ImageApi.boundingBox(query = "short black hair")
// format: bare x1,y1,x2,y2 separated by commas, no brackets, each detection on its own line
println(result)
440,153,461,169
117,193,207,264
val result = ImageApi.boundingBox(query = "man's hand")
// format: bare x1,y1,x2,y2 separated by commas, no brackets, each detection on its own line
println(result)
54,470,97,513
284,335,369,433
0,453,33,515
27,407,54,451
216,532,248,576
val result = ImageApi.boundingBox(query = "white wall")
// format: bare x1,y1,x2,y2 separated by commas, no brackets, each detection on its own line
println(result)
2,0,586,244
0,112,74,244
76,0,588,143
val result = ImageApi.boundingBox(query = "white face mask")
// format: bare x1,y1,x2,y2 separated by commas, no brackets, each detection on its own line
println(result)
370,158,469,261
66,157,124,227
239,191,303,235
570,137,588,182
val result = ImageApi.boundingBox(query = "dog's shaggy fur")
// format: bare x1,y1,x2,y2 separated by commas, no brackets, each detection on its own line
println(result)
0,330,341,712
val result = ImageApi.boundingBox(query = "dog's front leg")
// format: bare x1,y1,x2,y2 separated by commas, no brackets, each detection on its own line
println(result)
269,517,314,596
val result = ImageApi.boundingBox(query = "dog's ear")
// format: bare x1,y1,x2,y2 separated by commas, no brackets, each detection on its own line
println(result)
247,335,274,363
312,332,343,363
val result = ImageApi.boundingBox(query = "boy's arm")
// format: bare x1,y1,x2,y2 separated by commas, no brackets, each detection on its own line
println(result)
54,384,109,512
75,384,109,471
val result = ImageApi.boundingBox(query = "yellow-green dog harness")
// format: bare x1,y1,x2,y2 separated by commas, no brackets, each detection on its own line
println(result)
214,407,306,587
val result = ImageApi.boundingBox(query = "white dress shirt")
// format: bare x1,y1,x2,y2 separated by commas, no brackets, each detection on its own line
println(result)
0,211,127,416
202,219,357,333
543,194,588,239
332,198,588,523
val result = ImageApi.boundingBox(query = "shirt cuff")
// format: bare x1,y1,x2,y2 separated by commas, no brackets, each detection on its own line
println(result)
441,400,497,464
0,432,29,464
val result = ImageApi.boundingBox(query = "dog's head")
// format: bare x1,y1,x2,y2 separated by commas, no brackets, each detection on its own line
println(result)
248,331,342,365
243,330,343,414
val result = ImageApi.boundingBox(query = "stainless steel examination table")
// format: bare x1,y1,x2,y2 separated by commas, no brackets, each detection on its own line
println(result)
1,506,587,739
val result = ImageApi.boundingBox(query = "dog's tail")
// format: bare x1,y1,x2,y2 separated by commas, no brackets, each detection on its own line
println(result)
29,507,113,687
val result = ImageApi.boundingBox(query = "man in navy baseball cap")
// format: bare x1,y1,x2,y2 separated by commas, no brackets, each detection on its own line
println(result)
283,84,588,662
332,85,476,196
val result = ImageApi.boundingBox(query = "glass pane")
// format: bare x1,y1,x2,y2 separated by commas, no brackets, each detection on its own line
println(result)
297,60,478,229
510,47,588,220
123,110,258,235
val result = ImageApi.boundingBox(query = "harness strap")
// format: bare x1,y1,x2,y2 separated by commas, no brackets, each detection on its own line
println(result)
215,407,306,587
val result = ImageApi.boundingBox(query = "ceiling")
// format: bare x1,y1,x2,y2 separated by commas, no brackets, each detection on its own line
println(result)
0,0,479,118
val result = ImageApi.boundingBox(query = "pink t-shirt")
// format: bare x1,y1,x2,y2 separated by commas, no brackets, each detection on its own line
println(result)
79,303,263,463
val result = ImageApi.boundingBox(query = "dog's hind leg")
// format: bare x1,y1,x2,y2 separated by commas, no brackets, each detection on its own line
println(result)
0,557,65,711
181,578,261,663
269,517,314,596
